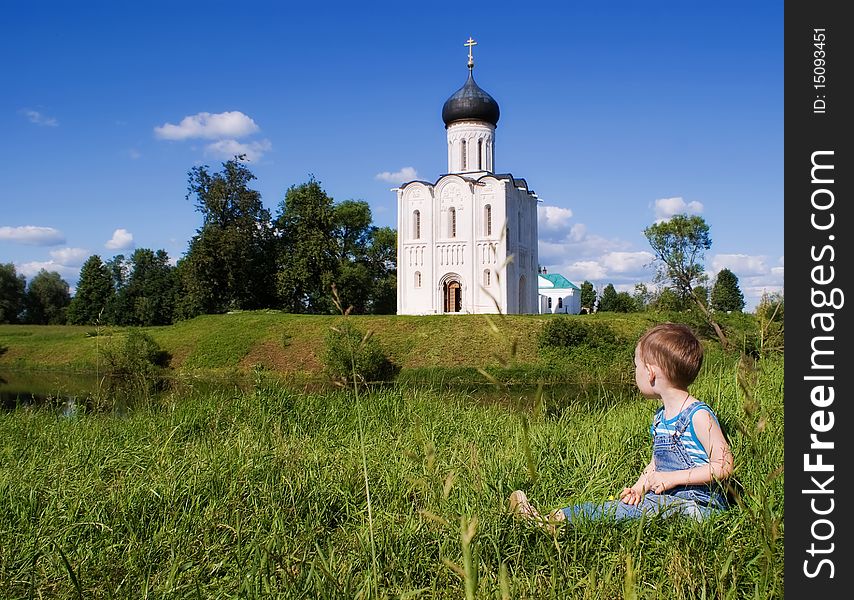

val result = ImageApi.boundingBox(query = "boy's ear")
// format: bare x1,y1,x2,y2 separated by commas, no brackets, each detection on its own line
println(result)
646,364,656,384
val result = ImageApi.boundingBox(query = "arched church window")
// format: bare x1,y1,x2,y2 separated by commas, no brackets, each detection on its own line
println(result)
415,271,422,288
484,204,492,236
413,210,421,239
548,297,553,309
558,297,563,309
449,207,456,238
478,139,483,170
483,269,490,287
461,139,467,170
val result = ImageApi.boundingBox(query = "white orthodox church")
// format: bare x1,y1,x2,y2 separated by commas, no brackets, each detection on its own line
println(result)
396,40,540,315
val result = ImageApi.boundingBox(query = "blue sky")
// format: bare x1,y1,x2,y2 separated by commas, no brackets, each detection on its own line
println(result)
1,1,783,310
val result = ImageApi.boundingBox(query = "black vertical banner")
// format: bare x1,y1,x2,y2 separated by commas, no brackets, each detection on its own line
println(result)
785,1,852,596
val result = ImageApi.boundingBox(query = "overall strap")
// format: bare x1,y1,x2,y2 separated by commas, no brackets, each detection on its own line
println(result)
652,406,665,429
673,400,705,436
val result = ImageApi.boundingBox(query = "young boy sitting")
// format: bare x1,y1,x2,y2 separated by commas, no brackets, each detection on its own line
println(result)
509,322,734,529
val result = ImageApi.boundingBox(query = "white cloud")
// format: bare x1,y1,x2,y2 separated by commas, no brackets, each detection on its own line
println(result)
537,205,573,231
563,260,607,282
375,167,418,183
601,251,655,273
568,223,587,242
537,240,570,263
17,260,79,280
538,230,631,262
204,138,272,161
154,111,260,140
105,228,134,250
49,247,89,267
710,253,768,277
652,196,704,222
20,109,58,127
128,148,142,160
0,226,65,246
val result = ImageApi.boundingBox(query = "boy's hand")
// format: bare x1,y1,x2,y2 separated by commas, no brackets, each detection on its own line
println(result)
619,485,645,506
644,470,675,494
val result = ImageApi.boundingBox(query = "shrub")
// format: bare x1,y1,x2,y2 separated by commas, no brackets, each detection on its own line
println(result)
322,321,398,386
101,328,170,378
537,317,624,353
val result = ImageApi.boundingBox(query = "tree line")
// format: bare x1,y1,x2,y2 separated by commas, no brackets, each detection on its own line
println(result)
0,157,396,326
577,266,746,315
1,164,771,336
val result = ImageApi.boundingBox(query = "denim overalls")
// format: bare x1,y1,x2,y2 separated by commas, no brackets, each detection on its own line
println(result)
560,400,728,523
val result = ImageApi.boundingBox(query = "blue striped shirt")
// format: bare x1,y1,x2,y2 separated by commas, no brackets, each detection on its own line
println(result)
650,403,718,466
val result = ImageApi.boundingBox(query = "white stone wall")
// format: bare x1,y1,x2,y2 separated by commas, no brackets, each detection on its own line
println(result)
446,121,495,174
397,173,538,315
538,288,582,315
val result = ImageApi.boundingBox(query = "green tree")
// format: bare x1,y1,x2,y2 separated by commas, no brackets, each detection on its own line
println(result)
67,255,114,325
329,199,374,313
614,291,637,313
597,283,619,312
103,254,131,324
24,270,71,324
118,249,177,325
0,263,27,323
650,287,687,312
332,199,373,263
596,284,635,313
711,268,745,312
633,283,652,311
329,202,398,315
365,226,397,314
178,157,276,318
644,214,727,346
693,285,709,308
275,177,337,313
580,280,596,313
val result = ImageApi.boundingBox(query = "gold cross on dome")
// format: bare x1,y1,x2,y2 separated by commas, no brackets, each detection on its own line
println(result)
465,36,477,68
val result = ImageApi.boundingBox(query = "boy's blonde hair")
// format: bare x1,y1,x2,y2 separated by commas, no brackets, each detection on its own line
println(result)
636,323,703,389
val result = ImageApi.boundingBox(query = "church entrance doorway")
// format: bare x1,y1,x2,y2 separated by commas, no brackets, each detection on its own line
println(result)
443,280,462,313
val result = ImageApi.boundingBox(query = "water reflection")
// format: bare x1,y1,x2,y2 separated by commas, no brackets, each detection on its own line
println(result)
1,368,637,416
0,370,244,415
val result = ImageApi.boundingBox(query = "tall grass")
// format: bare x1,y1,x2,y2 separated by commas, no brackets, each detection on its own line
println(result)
0,349,783,598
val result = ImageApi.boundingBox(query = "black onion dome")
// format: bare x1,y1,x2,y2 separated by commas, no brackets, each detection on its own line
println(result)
441,71,500,127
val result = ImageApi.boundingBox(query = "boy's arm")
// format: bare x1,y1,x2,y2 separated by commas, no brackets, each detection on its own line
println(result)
645,410,734,493
620,458,656,504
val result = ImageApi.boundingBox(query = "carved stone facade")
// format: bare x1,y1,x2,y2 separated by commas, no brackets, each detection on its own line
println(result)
396,174,539,315
396,46,539,315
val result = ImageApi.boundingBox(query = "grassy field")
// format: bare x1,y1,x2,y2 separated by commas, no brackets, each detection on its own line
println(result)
1,312,783,597
0,311,667,379
1,312,783,598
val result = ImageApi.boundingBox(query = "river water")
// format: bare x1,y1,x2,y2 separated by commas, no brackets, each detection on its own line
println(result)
0,369,635,415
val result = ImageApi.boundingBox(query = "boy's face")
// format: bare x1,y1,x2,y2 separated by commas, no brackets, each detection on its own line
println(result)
634,345,658,399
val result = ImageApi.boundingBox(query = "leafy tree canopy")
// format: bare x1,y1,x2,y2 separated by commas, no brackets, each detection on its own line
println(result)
0,263,27,324
179,156,276,316
67,255,114,325
644,214,728,346
711,268,745,312
116,249,177,326
25,270,71,324
580,280,596,313
275,177,337,313
597,283,636,313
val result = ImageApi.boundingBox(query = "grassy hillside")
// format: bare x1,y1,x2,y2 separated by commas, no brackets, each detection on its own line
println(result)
0,311,669,378
0,353,784,598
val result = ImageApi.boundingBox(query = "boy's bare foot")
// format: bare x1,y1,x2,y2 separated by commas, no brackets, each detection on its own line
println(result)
508,490,558,534
548,508,566,523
